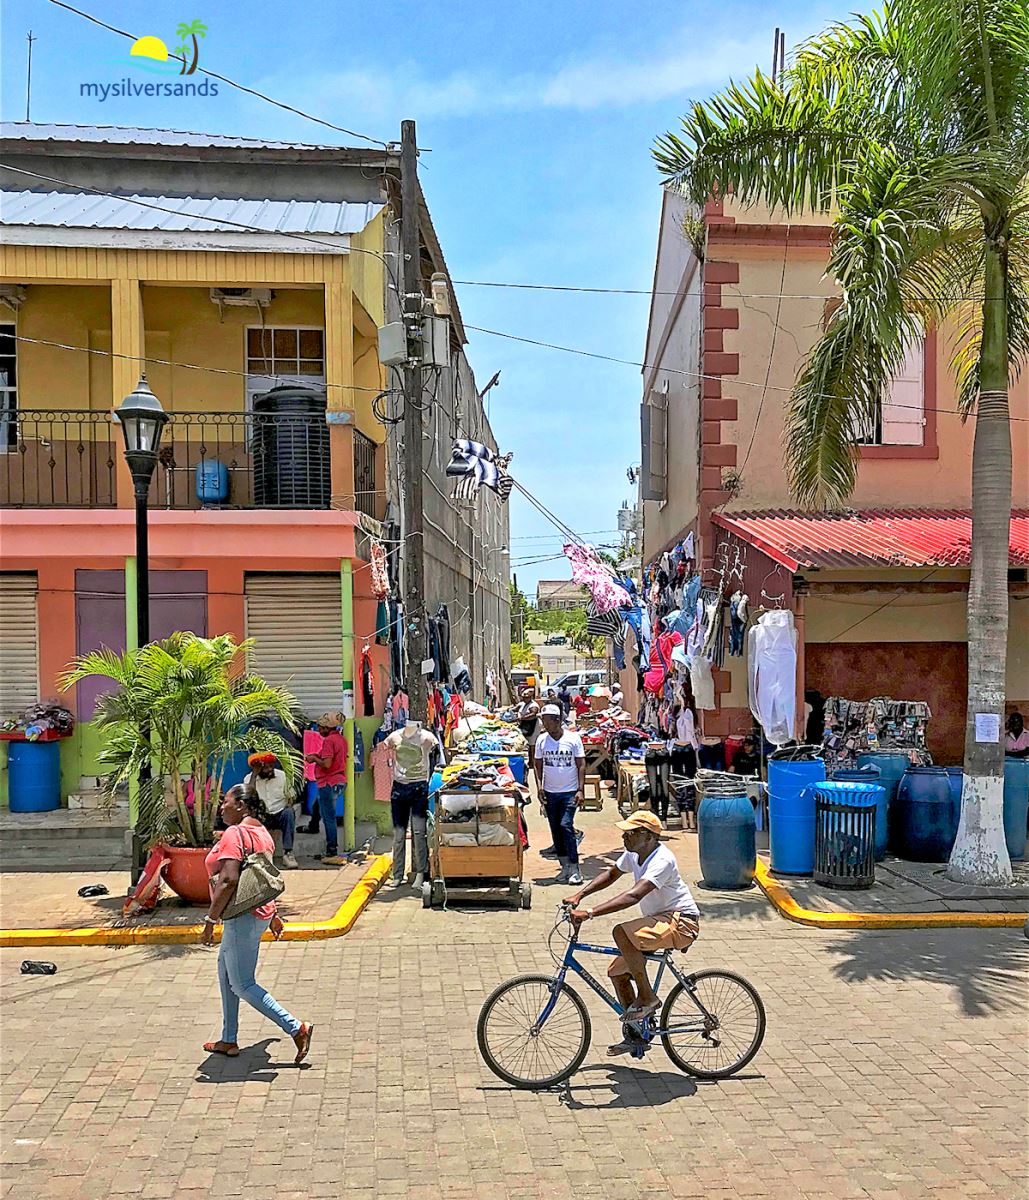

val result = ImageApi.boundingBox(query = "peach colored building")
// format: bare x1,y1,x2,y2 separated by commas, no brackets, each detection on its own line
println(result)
638,192,1029,762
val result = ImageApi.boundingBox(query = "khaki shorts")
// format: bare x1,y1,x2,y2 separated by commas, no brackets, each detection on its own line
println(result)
608,911,699,977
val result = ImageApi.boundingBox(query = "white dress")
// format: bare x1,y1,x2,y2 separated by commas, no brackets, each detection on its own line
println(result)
747,610,797,746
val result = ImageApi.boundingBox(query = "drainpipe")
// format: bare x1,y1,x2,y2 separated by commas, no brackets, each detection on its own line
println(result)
340,558,356,852
794,585,807,742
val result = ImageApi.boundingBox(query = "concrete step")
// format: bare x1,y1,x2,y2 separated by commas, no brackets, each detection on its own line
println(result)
0,809,131,869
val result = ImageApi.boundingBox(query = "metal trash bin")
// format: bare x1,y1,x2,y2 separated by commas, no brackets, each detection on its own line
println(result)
813,781,877,890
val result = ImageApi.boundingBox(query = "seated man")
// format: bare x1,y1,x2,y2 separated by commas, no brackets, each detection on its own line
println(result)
566,810,699,1055
243,752,298,869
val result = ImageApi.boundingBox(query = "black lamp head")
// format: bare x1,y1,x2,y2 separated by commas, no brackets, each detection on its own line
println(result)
115,375,169,485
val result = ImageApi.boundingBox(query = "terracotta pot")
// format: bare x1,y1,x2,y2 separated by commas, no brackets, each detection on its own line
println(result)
161,845,211,905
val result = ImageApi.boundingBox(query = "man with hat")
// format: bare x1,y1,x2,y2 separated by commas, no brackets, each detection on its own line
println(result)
243,752,299,870
533,703,586,885
304,712,348,866
566,810,700,1053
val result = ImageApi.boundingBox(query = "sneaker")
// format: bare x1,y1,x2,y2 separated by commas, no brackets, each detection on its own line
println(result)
575,829,584,845
300,825,319,835
282,851,299,870
321,855,347,866
565,870,584,886
384,875,404,889
539,845,559,859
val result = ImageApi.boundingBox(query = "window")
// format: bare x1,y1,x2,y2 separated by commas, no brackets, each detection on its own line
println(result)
0,324,17,451
246,326,325,378
354,430,377,518
640,385,668,502
857,335,926,446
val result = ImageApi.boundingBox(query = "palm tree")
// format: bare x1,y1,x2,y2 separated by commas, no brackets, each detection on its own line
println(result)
654,0,1027,883
175,19,207,75
62,632,300,850
172,43,189,75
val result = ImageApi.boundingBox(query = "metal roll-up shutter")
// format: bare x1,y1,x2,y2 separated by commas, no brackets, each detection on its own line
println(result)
244,574,342,719
0,574,39,714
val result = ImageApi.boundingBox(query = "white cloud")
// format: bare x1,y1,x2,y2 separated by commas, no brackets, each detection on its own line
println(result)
273,29,774,122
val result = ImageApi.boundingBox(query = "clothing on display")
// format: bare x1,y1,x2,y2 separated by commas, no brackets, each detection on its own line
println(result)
369,733,395,803
360,647,375,717
689,656,715,711
445,438,514,498
822,695,932,767
369,541,390,600
728,591,749,656
390,780,429,880
563,542,631,614
747,608,798,746
384,725,438,783
645,747,672,822
427,603,452,683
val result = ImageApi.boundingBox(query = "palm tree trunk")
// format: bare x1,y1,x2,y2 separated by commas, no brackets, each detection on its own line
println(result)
188,35,199,75
948,238,1013,885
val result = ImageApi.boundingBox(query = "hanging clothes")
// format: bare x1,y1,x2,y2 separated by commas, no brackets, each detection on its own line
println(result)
374,599,391,646
586,600,621,638
747,609,798,746
427,603,451,682
370,733,395,803
728,591,748,656
369,541,390,600
689,656,716,710
360,647,375,717
563,543,631,613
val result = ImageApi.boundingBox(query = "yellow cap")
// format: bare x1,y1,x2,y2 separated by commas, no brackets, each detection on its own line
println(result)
615,810,663,834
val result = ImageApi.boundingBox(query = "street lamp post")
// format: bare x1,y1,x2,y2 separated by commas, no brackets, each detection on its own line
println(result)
114,376,169,880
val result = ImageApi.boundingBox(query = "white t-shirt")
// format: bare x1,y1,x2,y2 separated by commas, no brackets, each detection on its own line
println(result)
616,843,700,919
674,709,700,750
244,770,288,815
534,730,585,794
385,728,438,783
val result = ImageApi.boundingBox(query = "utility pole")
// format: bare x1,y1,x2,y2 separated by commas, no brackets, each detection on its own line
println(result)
400,119,428,722
25,31,36,122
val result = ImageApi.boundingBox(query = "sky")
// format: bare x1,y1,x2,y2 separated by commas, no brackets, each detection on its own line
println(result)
0,0,847,594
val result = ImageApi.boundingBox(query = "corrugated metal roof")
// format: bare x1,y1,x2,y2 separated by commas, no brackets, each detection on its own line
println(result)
0,190,382,235
0,122,348,151
712,508,1029,570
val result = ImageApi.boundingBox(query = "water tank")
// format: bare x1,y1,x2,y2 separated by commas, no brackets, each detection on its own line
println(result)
896,767,957,862
832,767,888,860
697,781,756,889
252,385,330,508
857,752,911,851
1003,757,1029,861
767,751,825,875
8,739,61,812
945,767,964,836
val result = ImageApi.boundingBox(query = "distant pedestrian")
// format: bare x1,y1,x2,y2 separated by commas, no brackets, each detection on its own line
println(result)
514,687,541,766
573,686,592,720
244,752,298,869
534,703,586,885
304,712,348,865
557,684,572,717
201,784,313,1064
611,681,624,709
1006,711,1029,757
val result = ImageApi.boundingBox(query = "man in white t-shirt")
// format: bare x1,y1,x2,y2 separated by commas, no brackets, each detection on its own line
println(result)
244,752,298,869
566,809,699,1052
533,703,586,885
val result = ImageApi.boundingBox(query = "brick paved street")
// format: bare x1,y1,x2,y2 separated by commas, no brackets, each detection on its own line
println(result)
2,805,1027,1200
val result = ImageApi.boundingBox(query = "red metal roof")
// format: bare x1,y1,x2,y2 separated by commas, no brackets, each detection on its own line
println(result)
712,508,1029,571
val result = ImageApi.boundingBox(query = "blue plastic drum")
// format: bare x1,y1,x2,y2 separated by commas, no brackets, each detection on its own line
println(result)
8,739,62,813
896,767,957,862
697,789,756,889
767,756,826,875
832,766,888,860
1003,756,1029,861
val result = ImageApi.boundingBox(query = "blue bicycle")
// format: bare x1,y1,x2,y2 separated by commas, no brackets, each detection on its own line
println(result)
477,906,766,1088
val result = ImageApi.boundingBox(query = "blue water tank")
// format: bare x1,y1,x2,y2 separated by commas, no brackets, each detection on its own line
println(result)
896,767,957,862
767,755,826,875
832,766,888,860
945,767,964,833
857,752,911,851
1003,757,1029,861
8,739,62,812
196,460,229,504
697,789,756,889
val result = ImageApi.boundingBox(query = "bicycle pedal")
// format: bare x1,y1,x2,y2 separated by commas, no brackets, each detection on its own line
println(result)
629,1042,649,1060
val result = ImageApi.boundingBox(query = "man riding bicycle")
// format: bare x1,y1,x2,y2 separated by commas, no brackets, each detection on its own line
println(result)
566,810,699,1055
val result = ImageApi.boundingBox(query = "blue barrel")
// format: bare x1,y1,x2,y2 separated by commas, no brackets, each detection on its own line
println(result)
896,767,957,861
196,460,229,503
301,779,345,818
767,755,825,874
8,740,62,812
428,769,443,817
945,767,964,833
1003,757,1029,861
857,752,911,851
697,788,756,889
501,754,527,785
832,766,888,860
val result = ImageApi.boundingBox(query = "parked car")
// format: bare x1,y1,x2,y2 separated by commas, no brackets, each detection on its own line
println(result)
544,635,568,646
548,670,608,693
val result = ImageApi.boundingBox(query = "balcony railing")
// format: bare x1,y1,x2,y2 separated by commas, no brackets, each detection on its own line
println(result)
2,409,378,512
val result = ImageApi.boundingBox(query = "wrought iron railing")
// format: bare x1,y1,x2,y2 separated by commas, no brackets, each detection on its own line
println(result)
0,410,117,507
353,429,378,519
1,409,366,511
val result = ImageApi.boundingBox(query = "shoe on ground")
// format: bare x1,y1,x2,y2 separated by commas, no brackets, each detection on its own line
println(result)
384,875,404,889
410,873,425,891
539,845,559,859
559,868,584,885
300,825,319,835
321,855,347,866
282,852,299,870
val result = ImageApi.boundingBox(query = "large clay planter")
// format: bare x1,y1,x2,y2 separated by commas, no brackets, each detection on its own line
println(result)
162,845,211,905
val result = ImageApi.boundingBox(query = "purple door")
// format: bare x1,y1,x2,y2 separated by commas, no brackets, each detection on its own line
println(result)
74,570,208,719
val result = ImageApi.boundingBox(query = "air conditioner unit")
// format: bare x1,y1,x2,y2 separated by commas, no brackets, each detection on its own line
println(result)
209,287,273,312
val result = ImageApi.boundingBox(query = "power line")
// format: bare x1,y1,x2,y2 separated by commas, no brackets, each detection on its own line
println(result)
453,279,997,303
46,0,389,147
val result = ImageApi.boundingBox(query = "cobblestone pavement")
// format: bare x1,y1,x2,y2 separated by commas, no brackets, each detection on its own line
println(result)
2,803,1027,1200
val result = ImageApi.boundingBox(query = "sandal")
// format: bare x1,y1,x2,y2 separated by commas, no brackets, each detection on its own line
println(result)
293,1022,314,1064
203,1040,240,1057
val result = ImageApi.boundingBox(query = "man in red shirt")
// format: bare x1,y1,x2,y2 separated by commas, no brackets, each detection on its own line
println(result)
304,711,348,865
573,687,592,720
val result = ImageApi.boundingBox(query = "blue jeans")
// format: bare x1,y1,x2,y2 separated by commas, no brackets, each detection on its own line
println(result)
218,913,301,1044
263,805,296,852
317,784,344,855
543,790,579,865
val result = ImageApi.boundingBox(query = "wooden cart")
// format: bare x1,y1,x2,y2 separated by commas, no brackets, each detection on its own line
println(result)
423,788,531,910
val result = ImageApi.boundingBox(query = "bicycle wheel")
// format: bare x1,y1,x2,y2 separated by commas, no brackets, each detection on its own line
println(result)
659,969,766,1079
477,974,592,1089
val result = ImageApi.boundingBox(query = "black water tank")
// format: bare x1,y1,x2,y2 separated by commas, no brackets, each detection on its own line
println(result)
252,385,330,508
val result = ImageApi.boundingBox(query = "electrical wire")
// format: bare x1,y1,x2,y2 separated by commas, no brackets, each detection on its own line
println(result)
739,228,789,477
46,0,389,147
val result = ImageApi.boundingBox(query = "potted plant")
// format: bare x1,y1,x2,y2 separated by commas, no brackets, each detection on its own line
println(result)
62,632,300,903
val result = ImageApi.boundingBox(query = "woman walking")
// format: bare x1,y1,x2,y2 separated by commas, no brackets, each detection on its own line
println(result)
201,784,313,1063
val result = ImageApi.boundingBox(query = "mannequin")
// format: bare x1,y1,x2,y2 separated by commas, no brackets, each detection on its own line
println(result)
383,720,438,890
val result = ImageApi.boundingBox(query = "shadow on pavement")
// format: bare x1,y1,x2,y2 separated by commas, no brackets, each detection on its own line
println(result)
195,1036,312,1083
556,1062,699,1108
826,927,1029,1018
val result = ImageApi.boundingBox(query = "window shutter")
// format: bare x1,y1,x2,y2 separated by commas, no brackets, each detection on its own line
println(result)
640,394,668,501
881,336,925,445
0,574,38,713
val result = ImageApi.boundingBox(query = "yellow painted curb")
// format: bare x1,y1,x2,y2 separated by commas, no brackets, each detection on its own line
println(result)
0,854,393,949
754,859,1027,930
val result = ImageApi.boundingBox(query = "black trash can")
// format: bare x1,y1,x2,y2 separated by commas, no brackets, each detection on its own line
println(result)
813,781,876,890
